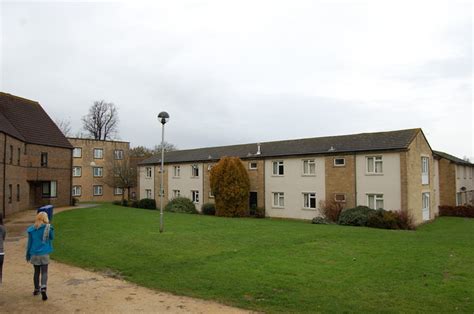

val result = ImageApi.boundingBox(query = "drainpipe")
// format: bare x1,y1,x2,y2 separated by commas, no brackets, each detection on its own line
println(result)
69,148,73,205
354,153,357,206
2,133,6,218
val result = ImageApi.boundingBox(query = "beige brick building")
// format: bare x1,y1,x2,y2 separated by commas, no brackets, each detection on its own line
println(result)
68,138,130,202
0,92,73,217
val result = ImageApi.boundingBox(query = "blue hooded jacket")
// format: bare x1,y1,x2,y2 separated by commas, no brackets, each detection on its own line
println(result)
26,224,54,261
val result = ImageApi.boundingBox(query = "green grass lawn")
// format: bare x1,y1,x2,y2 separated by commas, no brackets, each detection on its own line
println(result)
52,204,474,313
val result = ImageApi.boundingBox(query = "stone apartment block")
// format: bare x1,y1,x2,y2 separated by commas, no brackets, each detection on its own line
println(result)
0,92,73,217
138,128,467,225
68,138,130,202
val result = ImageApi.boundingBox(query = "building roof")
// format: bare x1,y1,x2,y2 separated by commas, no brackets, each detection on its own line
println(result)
433,150,473,166
140,128,421,165
0,92,73,149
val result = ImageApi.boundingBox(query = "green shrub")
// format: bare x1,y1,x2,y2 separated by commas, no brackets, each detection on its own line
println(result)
366,209,415,230
253,207,265,218
130,200,139,208
439,205,474,218
165,197,198,214
138,198,157,210
338,206,374,226
121,199,129,207
312,217,331,224
112,200,121,206
201,203,216,215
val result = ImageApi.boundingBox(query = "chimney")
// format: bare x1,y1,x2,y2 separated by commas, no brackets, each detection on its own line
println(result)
256,143,261,155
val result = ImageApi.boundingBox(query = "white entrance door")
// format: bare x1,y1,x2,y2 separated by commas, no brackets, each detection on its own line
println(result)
422,192,430,221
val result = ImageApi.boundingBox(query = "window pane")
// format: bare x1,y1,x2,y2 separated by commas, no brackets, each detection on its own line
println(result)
376,199,383,209
367,158,374,172
375,161,383,173
273,162,278,174
368,195,375,209
50,181,57,197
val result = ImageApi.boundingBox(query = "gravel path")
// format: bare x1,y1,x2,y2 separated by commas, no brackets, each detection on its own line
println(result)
0,206,250,313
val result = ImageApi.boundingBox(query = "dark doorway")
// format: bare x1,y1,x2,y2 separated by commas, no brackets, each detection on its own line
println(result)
249,192,258,210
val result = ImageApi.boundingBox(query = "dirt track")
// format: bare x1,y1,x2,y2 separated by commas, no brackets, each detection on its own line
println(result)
0,206,249,313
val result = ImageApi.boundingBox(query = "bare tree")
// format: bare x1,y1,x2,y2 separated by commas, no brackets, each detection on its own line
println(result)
55,119,72,137
130,142,177,158
102,159,137,201
152,141,177,154
82,100,119,140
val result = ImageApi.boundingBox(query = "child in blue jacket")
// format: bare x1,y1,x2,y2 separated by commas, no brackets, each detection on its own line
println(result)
26,211,54,301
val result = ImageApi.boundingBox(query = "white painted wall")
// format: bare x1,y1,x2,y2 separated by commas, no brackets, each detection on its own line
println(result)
265,156,325,219
356,152,401,211
167,163,203,210
456,165,474,192
139,165,154,199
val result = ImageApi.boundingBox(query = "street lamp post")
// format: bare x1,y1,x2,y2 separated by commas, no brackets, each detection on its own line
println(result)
158,111,169,233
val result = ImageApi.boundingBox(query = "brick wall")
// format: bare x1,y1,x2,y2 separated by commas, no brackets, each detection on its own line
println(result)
325,155,355,209
438,158,456,206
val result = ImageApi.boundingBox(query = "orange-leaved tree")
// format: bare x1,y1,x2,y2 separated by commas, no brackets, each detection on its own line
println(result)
210,156,250,217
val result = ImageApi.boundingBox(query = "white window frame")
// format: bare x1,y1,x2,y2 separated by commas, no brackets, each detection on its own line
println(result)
421,156,430,185
93,148,103,159
145,189,152,199
302,159,316,176
334,193,346,203
367,194,384,209
173,190,180,198
73,166,82,177
249,162,258,170
191,165,199,177
114,187,123,195
209,190,214,198
114,149,124,160
192,190,200,204
173,166,180,177
302,192,317,209
366,156,383,174
72,185,82,197
422,192,430,221
272,161,284,176
272,192,285,208
73,147,82,158
334,158,345,166
93,185,103,196
93,167,103,177
146,167,152,178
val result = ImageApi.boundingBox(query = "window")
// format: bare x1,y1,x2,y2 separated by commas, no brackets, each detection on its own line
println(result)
367,156,383,174
367,194,384,209
334,158,345,166
173,190,181,198
146,167,152,178
272,161,284,176
73,147,82,158
41,152,48,167
93,185,103,196
209,190,214,198
93,167,103,177
303,159,316,175
114,150,124,160
114,187,123,195
42,181,57,198
470,167,473,179
16,184,20,202
421,157,429,185
8,184,12,203
72,185,82,196
192,165,199,177
17,148,21,165
173,166,180,177
463,166,467,179
249,162,258,170
422,192,430,221
192,190,200,203
272,192,285,208
93,148,103,159
9,145,13,164
145,189,152,199
335,193,346,202
73,166,82,177
303,192,316,209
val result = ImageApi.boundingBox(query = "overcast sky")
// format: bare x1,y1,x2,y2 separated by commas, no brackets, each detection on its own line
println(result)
1,1,473,159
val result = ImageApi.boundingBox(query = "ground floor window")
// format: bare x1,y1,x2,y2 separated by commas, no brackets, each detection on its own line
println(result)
72,185,82,196
367,194,383,209
42,181,57,198
192,190,200,204
8,184,12,203
272,192,285,208
114,187,123,195
17,184,20,202
93,185,103,196
303,192,316,209
145,189,152,199
173,190,180,198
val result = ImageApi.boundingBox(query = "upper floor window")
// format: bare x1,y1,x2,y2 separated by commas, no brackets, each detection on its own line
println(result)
73,166,82,177
114,150,124,160
367,194,384,209
16,184,20,202
367,156,383,174
9,145,13,164
334,158,345,167
272,161,284,176
272,192,285,208
41,152,48,167
17,147,21,165
192,165,199,177
249,162,258,170
146,167,152,178
173,166,180,177
73,147,82,158
93,148,103,159
93,167,103,177
421,157,429,185
302,159,316,175
303,192,316,209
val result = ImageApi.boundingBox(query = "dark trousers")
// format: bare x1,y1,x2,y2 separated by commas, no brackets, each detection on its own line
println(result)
0,255,3,284
33,264,48,290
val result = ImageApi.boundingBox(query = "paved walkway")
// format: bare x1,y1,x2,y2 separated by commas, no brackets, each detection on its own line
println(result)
0,206,249,313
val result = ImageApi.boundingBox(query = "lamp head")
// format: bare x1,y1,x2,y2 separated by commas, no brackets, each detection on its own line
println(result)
158,111,170,125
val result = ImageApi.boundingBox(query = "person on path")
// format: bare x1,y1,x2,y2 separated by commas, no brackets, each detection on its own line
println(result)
0,214,5,285
26,212,54,301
